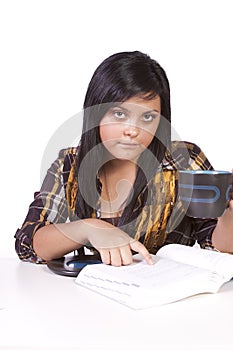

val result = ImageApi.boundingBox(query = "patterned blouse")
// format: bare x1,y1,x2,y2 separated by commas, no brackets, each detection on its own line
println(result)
14,141,218,263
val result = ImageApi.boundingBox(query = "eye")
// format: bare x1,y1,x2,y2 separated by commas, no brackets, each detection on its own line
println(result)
141,113,158,122
112,110,127,120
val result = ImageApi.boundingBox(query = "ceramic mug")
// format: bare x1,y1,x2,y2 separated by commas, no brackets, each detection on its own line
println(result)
178,170,232,218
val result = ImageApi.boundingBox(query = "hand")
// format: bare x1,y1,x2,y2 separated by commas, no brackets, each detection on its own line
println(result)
83,218,154,267
231,169,233,198
229,169,233,210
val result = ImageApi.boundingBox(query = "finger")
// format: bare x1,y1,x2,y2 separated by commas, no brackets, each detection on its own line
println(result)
130,240,154,265
229,199,233,210
98,249,111,265
228,172,233,201
109,248,123,267
119,245,133,266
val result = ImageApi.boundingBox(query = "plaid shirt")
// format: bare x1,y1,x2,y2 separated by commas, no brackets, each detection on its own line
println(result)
14,141,217,263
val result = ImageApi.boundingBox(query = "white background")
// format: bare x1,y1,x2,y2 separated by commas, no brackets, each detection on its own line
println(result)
0,0,232,257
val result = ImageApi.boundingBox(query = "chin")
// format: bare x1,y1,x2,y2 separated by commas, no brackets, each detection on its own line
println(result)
114,154,140,162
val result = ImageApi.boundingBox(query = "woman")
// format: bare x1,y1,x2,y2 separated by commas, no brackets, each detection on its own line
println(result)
15,51,233,266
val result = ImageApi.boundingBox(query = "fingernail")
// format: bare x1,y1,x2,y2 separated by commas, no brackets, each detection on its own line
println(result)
148,257,154,265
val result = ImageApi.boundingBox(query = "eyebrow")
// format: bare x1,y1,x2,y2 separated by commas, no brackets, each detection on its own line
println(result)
112,105,160,114
142,109,160,114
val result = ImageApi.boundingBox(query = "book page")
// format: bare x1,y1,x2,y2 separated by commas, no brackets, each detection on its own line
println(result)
132,258,225,308
78,256,225,289
76,256,226,309
157,244,233,280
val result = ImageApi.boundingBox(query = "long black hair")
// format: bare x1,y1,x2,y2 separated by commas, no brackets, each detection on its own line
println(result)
75,51,171,228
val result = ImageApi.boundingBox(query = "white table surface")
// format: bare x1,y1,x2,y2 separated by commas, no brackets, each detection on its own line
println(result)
1,257,233,350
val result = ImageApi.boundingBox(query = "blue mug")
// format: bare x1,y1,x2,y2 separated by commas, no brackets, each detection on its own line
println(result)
178,170,232,218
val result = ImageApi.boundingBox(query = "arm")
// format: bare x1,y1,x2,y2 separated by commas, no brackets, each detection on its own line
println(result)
169,141,230,251
208,170,233,253
33,218,154,266
211,199,233,253
14,148,75,263
15,148,153,266
170,142,218,249
193,170,233,253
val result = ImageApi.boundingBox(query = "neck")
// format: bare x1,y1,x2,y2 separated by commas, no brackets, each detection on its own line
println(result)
99,159,137,219
102,158,137,176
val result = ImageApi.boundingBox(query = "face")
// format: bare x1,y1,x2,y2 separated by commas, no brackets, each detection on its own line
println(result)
99,95,161,161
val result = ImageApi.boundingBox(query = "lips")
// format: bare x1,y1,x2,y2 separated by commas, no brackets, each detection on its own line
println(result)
118,141,139,146
118,142,139,148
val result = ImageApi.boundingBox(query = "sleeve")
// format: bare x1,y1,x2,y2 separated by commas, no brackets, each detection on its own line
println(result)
192,217,218,249
167,141,218,249
14,149,72,263
165,214,217,249
184,142,218,248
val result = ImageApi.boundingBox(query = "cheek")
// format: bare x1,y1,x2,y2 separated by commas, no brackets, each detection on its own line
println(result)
99,124,121,143
140,118,160,147
139,130,154,148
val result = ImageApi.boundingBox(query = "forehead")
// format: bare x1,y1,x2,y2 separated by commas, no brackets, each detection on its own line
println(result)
117,95,161,112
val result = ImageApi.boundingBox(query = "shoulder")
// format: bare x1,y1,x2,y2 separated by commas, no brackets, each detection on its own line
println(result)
57,147,79,170
163,140,213,171
47,147,79,179
58,146,79,160
56,147,79,188
170,140,203,157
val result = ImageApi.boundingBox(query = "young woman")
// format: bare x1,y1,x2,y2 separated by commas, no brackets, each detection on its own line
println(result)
15,51,233,266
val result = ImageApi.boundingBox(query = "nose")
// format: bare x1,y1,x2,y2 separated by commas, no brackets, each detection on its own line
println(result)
123,123,139,138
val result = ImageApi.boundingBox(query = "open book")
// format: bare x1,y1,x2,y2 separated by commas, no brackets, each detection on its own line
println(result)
75,244,233,310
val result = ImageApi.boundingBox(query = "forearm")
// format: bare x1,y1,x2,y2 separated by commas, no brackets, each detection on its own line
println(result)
33,220,90,261
212,202,233,253
33,218,120,261
33,218,154,266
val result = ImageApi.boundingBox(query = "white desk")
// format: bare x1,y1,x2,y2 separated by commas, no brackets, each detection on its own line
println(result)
1,257,233,350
